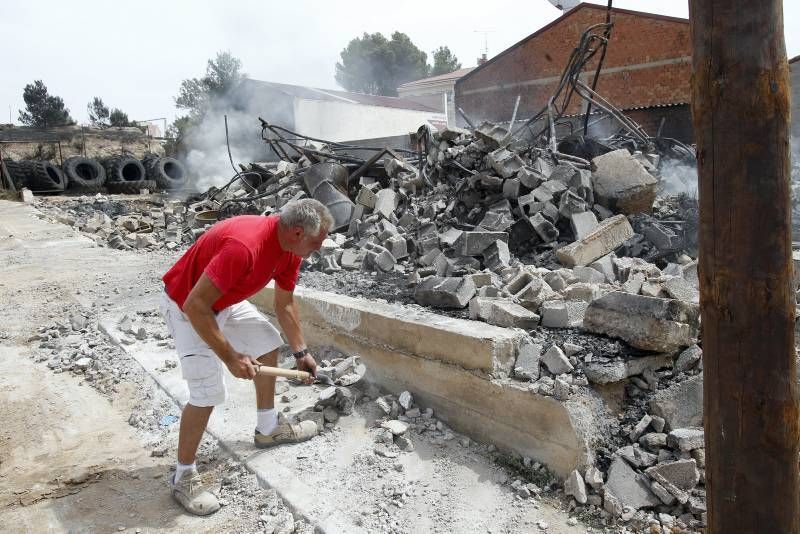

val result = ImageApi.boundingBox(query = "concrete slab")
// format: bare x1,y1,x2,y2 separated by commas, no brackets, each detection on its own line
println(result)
253,286,614,477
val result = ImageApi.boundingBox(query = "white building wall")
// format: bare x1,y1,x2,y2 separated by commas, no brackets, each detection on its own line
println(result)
292,99,445,142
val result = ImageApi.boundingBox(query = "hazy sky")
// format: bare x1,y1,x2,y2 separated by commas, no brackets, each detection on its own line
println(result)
1,1,798,126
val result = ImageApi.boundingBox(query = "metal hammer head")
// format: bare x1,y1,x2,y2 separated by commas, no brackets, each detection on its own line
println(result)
315,371,335,386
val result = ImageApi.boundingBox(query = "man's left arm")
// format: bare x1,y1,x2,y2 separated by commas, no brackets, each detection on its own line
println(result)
273,285,317,379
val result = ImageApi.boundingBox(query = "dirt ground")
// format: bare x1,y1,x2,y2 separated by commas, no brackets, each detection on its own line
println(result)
0,198,600,533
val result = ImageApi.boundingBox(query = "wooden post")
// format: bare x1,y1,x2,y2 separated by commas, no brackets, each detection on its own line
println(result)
690,1,799,532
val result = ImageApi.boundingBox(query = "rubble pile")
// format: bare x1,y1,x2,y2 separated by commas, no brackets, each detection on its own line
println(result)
35,194,195,251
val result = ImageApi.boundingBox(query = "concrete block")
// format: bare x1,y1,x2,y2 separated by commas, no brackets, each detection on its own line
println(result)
356,186,377,209
470,298,540,329
583,352,673,385
558,191,587,218
649,374,703,431
530,212,558,243
383,234,408,260
474,121,509,150
642,222,681,251
591,149,658,214
478,200,515,232
414,276,476,309
487,147,525,178
541,345,573,375
573,266,606,284
483,240,510,272
508,273,561,311
439,227,463,248
502,178,521,200
589,254,616,283
562,283,600,302
667,428,704,451
516,166,544,189
569,211,599,240
455,231,508,256
556,215,634,267
374,189,398,219
582,291,700,352
604,456,660,511
514,338,542,380
622,272,645,294
540,300,588,329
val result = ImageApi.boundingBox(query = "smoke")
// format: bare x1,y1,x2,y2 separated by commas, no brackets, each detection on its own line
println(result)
180,80,295,192
659,158,698,197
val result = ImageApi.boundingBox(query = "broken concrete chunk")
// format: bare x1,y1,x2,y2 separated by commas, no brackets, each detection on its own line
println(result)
541,345,573,375
482,240,511,272
584,465,604,490
604,456,661,511
674,344,702,374
374,189,398,219
398,391,414,411
514,338,542,381
381,420,409,436
530,212,558,243
645,459,699,495
455,231,508,256
564,470,588,504
556,215,634,267
356,186,377,209
664,276,700,304
630,415,653,442
583,352,673,385
474,121,509,150
570,211,599,240
617,445,657,469
540,300,588,329
649,374,703,431
487,147,525,178
414,276,476,309
582,291,700,352
667,428,705,452
591,149,658,214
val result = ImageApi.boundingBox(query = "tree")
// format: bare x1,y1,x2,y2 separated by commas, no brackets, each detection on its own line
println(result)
335,32,429,96
18,80,74,127
87,97,134,128
430,46,461,76
109,109,133,127
175,51,244,118
87,97,110,127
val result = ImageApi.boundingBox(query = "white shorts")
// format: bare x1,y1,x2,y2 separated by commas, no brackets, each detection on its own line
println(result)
159,291,284,407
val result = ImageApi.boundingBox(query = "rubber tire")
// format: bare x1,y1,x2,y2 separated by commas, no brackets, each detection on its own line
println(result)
145,156,188,190
63,156,106,189
5,160,65,192
104,156,146,183
106,179,156,194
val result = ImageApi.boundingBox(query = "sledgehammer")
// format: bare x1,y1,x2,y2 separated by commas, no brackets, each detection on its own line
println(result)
253,364,335,386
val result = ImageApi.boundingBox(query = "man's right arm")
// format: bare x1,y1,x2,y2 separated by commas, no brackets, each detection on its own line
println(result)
183,273,256,379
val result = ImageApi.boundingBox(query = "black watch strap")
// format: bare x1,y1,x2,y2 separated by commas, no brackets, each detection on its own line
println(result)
293,348,309,359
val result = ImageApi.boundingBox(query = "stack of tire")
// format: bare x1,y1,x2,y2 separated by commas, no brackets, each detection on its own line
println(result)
4,154,188,195
4,160,67,193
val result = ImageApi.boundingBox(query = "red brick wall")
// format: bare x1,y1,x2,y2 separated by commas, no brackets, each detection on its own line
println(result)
455,5,691,123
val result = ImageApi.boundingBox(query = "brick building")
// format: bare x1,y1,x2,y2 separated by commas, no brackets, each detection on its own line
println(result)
455,3,693,142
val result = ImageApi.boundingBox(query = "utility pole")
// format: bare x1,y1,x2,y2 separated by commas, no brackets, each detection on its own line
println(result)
690,1,799,532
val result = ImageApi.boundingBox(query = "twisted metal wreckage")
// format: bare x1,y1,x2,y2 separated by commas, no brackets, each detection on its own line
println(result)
187,15,698,264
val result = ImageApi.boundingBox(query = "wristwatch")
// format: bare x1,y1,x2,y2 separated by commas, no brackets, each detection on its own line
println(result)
292,348,309,359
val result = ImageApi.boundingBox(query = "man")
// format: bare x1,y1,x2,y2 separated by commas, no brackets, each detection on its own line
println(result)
159,199,333,515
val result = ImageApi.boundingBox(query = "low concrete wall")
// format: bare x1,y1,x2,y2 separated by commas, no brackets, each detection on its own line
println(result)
252,285,612,477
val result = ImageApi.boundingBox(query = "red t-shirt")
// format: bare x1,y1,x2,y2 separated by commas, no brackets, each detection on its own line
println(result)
163,215,301,312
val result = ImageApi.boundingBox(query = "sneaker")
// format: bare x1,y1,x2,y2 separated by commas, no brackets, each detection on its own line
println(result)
254,415,318,449
170,467,220,516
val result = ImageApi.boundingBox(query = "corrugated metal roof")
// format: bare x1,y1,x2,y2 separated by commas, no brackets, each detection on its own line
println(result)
398,68,476,90
240,79,439,112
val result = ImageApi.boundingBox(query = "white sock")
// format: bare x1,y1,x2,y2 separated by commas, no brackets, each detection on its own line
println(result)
174,462,196,483
256,408,278,435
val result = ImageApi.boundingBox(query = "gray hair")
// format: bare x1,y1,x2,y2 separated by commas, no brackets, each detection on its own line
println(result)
279,199,334,235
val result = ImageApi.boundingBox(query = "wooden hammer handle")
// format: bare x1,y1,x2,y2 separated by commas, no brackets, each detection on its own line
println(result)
254,364,310,381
